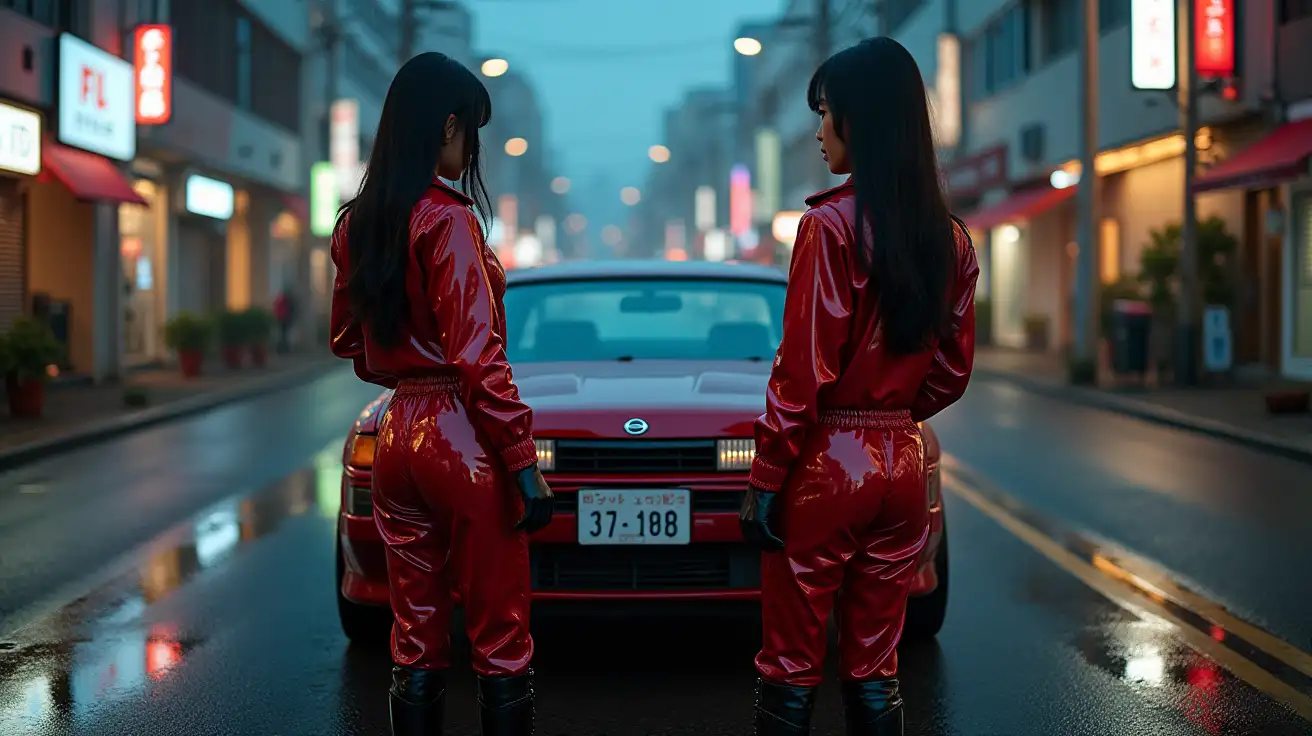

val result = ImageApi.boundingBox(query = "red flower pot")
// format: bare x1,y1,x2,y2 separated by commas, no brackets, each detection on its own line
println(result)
222,345,244,370
5,375,45,419
178,349,204,378
249,343,268,368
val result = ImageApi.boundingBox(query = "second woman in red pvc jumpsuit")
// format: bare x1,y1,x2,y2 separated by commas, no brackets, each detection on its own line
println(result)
739,37,979,736
329,52,554,736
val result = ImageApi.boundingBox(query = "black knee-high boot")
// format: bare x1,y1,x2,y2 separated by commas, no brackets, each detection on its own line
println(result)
389,666,446,735
754,678,816,735
841,678,903,736
477,670,536,735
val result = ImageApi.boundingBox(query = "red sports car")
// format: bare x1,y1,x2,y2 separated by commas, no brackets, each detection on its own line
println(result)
335,260,948,640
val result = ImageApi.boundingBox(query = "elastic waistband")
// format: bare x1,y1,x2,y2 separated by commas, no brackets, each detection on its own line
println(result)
393,376,461,397
817,408,916,431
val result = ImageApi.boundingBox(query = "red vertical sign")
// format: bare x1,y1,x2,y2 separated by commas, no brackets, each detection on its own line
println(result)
1195,0,1234,78
134,25,173,124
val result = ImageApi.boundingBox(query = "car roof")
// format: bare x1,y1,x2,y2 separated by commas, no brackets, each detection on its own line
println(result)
505,259,787,286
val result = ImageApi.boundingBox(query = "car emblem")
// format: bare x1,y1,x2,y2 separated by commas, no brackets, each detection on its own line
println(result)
623,418,649,436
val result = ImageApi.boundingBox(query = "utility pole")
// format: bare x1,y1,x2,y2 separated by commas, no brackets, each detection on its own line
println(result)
1071,0,1100,372
1175,0,1200,386
400,0,417,65
322,4,340,162
813,0,832,190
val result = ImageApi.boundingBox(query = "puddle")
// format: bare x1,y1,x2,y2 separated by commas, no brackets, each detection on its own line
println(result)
0,441,344,731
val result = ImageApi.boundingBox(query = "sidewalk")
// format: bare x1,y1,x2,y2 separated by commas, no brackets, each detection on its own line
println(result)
973,347,1312,462
0,351,343,470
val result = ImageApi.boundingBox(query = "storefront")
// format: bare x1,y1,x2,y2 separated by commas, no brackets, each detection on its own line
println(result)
22,32,144,380
175,172,236,316
119,172,168,366
1191,112,1312,380
0,98,41,332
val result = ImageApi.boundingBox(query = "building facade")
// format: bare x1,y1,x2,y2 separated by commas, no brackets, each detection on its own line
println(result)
0,0,310,382
724,0,1310,380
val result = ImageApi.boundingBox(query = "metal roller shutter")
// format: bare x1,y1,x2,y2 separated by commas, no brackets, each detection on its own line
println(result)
0,179,27,331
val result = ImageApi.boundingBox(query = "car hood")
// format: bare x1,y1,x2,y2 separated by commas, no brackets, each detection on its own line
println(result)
350,361,940,456
513,360,771,411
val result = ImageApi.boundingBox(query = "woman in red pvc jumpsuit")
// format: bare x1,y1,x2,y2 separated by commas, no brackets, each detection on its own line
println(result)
739,37,979,736
329,52,554,736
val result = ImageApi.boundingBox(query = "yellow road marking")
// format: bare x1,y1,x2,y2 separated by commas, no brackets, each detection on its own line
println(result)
942,466,1312,722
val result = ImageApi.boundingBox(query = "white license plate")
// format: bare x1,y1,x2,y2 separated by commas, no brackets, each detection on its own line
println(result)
576,489,691,545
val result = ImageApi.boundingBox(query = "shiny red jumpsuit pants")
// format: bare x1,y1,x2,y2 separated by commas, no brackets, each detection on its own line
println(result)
371,376,534,677
756,409,929,687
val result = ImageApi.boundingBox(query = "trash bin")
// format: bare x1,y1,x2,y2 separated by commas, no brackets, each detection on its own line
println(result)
1110,299,1152,375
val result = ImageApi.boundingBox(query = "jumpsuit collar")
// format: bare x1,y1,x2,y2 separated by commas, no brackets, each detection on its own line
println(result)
430,177,475,207
805,177,854,207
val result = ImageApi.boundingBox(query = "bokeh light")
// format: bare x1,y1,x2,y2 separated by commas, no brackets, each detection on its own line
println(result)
481,58,509,77
601,225,623,246
734,37,762,56
620,187,641,206
648,145,670,163
551,176,571,194
505,137,528,156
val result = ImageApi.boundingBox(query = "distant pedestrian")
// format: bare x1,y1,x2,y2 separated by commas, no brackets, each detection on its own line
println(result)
739,37,979,736
328,51,553,736
273,288,296,353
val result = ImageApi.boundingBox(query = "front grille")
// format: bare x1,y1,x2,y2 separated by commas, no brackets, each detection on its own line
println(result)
554,439,718,474
532,543,761,591
552,490,743,514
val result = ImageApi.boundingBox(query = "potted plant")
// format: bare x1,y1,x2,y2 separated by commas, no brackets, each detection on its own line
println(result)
243,307,274,368
1023,313,1049,351
215,310,248,369
0,317,65,419
164,312,212,378
974,297,993,346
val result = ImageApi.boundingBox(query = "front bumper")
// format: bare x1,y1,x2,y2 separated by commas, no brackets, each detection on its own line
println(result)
338,478,945,608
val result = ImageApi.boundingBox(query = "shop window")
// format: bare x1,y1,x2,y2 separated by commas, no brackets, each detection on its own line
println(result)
1099,0,1130,30
1041,0,1080,61
236,17,252,110
2,0,74,29
1099,218,1121,284
1295,195,1312,357
967,2,1030,100
883,0,926,35
1282,0,1312,23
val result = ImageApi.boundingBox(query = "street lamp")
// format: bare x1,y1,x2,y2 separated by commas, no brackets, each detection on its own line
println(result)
481,58,509,77
734,37,762,56
504,137,528,156
620,187,641,206
550,176,570,194
648,145,670,163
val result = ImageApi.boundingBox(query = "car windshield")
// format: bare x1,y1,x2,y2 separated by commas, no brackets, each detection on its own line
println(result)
503,278,787,362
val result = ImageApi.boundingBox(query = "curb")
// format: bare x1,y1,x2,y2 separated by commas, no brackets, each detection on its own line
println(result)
974,368,1312,465
0,360,347,472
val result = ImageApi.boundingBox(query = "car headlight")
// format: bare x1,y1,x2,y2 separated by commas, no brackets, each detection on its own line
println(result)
717,438,755,471
535,439,556,471
349,434,377,469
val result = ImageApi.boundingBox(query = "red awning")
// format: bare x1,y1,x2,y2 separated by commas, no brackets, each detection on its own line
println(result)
39,140,147,206
963,184,1075,232
1193,118,1312,193
280,192,309,223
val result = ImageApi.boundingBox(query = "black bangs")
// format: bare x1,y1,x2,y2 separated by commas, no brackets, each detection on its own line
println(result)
806,59,830,112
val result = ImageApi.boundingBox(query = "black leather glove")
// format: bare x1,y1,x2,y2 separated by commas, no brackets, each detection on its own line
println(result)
513,464,555,534
739,485,784,552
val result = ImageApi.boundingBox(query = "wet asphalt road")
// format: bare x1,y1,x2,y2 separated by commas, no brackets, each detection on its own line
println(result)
0,367,1309,735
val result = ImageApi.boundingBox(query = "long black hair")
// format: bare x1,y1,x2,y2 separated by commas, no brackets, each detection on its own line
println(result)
807,37,966,354
338,51,493,348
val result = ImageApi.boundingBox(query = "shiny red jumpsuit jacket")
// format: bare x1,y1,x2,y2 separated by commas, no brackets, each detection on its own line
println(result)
747,180,979,688
330,179,539,677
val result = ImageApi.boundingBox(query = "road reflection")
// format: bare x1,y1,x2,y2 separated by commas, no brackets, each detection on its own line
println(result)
0,442,338,734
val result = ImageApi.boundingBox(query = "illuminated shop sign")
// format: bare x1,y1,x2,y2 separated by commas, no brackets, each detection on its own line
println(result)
1129,0,1177,91
1195,0,1235,79
185,174,234,220
134,25,173,125
57,33,136,160
310,161,338,237
0,102,41,176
